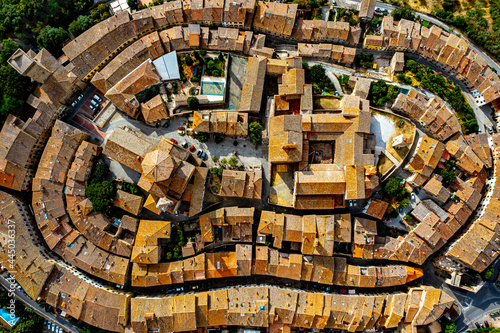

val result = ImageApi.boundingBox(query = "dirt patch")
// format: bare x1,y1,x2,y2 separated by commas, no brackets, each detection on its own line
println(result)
377,153,395,176
269,164,295,207
313,96,341,110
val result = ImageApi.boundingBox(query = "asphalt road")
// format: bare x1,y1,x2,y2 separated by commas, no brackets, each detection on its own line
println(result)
0,275,80,333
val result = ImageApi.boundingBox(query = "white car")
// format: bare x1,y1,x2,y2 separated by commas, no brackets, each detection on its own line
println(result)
93,95,102,103
90,99,99,107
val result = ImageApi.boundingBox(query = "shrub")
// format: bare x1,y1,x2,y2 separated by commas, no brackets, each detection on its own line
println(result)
228,156,238,167
189,87,196,95
403,214,413,221
212,156,219,162
199,49,207,56
211,69,220,76
191,76,200,82
207,60,216,70
221,158,227,164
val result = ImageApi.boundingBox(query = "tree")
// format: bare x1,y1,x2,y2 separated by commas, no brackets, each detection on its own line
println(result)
399,198,410,208
187,96,199,109
228,156,238,168
0,39,18,65
391,6,415,21
211,69,220,76
207,60,216,70
86,180,114,212
444,323,457,333
36,26,67,55
249,121,263,145
405,59,419,73
440,168,456,187
221,157,227,164
307,64,327,83
384,177,407,198
184,55,193,66
94,163,109,181
127,0,138,10
69,15,94,37
212,156,218,163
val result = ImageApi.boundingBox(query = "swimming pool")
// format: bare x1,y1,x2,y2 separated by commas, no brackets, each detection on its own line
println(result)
0,307,19,327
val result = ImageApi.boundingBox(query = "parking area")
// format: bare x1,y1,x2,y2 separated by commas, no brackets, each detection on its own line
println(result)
72,90,108,119
43,320,66,333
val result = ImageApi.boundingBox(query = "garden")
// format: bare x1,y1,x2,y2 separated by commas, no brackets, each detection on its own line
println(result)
303,61,336,94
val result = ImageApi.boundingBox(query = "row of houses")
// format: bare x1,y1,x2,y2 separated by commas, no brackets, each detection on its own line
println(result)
441,134,500,272
130,285,454,333
131,243,423,288
353,131,490,265
0,187,454,333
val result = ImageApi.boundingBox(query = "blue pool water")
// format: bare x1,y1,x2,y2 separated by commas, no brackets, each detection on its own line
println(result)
0,307,19,326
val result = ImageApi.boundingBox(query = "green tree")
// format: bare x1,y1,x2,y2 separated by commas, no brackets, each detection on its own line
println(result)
127,0,138,10
36,26,67,55
187,96,199,109
211,69,220,76
228,156,238,167
0,39,19,65
94,163,109,181
249,121,263,145
440,168,456,187
207,60,216,70
184,55,193,66
384,177,407,198
307,64,327,83
86,180,114,212
69,15,94,37
405,59,419,73
212,156,218,163
391,6,415,21
399,198,410,208
444,323,457,333
221,157,227,164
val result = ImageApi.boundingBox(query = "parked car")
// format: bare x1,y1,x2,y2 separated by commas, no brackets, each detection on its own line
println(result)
170,138,177,144
164,122,170,128
89,104,96,112
178,126,185,130
93,95,102,102
90,99,98,107
196,149,203,157
201,152,207,160
179,130,185,136
493,124,497,132
71,100,78,107
488,126,493,134
189,145,195,152
181,141,188,148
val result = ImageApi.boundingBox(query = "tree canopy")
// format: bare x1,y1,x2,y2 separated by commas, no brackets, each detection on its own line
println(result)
249,121,263,145
69,15,93,37
86,180,114,212
36,25,67,55
187,96,199,109
384,177,408,198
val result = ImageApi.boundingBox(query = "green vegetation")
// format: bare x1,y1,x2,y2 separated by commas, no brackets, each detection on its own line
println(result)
303,62,335,93
136,85,160,103
391,6,415,21
384,177,409,198
206,55,225,77
338,74,350,87
69,5,111,37
403,214,413,221
396,73,412,85
399,198,410,208
196,132,208,143
187,96,199,109
0,39,31,124
120,182,141,196
228,156,238,168
249,121,263,146
87,180,114,212
442,321,457,333
210,167,223,176
221,157,227,164
482,266,495,280
212,156,218,163
440,159,457,187
404,59,478,134
164,226,187,260
94,163,109,181
368,80,400,106
356,52,374,68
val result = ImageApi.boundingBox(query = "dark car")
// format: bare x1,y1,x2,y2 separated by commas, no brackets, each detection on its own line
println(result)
196,149,203,157
164,122,170,128
189,145,195,152
170,138,177,144
201,152,207,160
